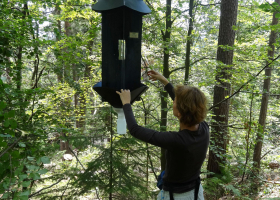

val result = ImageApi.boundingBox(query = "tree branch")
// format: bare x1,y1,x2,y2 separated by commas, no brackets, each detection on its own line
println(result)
210,124,245,129
239,90,280,96
31,66,46,89
197,3,221,7
0,136,23,159
208,54,280,110
68,145,85,171
161,30,165,37
29,178,63,198
266,0,280,13
145,0,154,9
261,150,272,160
62,132,86,171
169,57,215,74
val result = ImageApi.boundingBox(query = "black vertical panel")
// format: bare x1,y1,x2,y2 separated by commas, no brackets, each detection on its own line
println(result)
125,7,143,90
102,7,143,91
102,8,123,90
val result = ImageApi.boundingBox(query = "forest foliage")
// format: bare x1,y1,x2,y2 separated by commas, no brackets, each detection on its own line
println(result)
0,0,280,199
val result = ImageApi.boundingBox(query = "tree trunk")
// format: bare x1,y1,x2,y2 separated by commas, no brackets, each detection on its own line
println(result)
60,20,72,155
54,5,62,81
184,0,194,83
77,39,93,131
73,66,78,127
16,3,28,91
253,0,279,173
207,0,238,176
78,88,87,131
160,0,172,171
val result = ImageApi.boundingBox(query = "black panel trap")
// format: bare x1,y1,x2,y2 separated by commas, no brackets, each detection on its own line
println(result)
92,0,151,108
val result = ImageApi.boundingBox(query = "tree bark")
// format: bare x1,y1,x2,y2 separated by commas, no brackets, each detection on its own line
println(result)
184,0,194,83
160,0,172,171
207,0,238,176
54,5,62,81
16,3,28,91
253,0,280,173
59,20,72,155
76,39,93,132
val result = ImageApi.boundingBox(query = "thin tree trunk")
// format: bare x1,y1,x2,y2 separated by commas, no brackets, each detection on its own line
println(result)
73,67,78,127
241,89,254,181
60,20,72,155
77,39,93,132
160,0,172,171
184,0,194,83
109,107,113,200
253,0,279,173
144,106,149,195
53,6,71,156
78,91,86,131
207,0,238,176
16,3,28,91
54,5,62,81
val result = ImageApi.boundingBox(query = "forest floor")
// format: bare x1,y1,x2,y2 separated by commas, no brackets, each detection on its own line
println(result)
29,148,280,200
216,173,280,200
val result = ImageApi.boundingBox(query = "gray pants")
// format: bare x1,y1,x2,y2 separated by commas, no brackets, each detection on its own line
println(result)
157,184,204,200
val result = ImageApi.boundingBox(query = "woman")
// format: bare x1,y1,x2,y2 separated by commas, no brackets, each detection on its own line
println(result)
116,70,209,200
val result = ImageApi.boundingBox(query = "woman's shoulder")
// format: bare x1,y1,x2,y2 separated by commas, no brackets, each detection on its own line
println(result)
200,121,209,129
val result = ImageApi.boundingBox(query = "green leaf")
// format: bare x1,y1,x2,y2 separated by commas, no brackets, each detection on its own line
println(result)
2,180,10,189
22,181,31,187
225,184,241,196
276,13,280,18
4,129,15,137
259,3,267,9
40,156,50,164
0,101,7,110
29,172,40,180
18,142,26,147
1,192,9,199
11,150,20,158
27,156,35,161
9,119,17,128
19,196,29,200
19,190,30,196
26,165,39,171
19,174,28,181
0,134,12,137
6,110,15,118
36,157,41,165
0,138,7,148
38,169,48,174
272,2,280,7
3,120,9,127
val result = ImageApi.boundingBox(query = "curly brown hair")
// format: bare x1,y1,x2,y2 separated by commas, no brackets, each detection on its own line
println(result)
174,85,207,126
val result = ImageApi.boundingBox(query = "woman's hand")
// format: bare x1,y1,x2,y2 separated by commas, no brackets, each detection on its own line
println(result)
116,89,131,105
147,70,169,86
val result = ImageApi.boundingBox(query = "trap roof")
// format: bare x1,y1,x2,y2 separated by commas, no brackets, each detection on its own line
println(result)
92,0,151,14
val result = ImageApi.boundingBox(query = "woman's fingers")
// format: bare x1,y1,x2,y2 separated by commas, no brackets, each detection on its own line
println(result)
116,89,131,105
148,74,158,81
147,70,162,81
116,89,130,94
